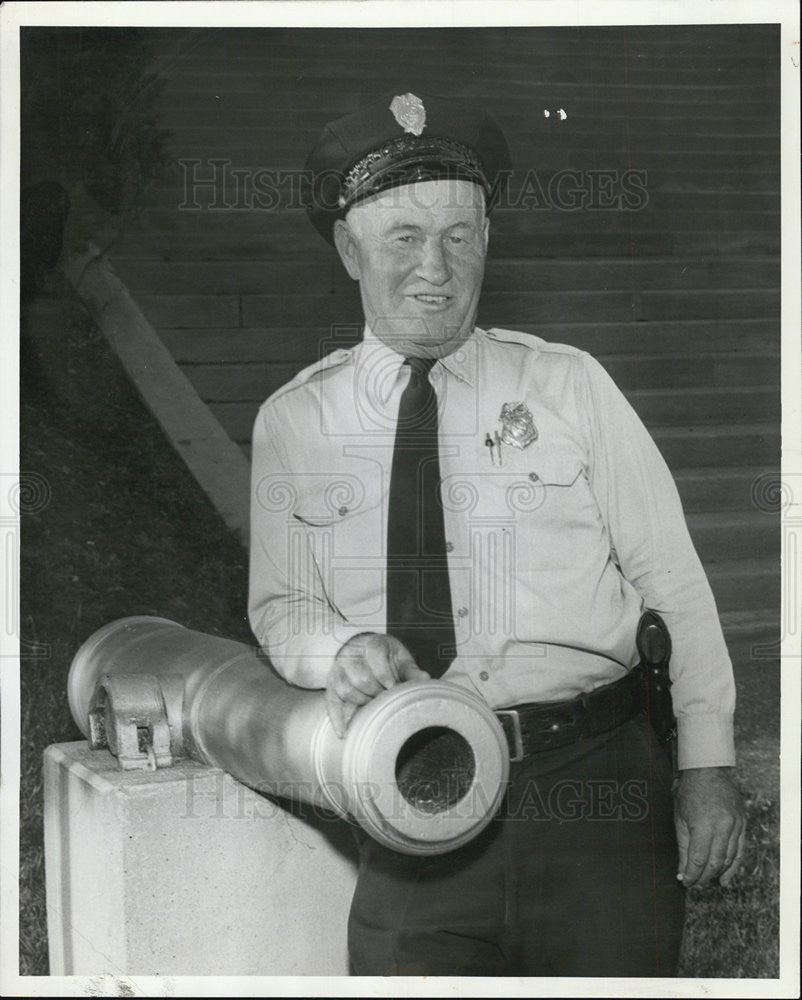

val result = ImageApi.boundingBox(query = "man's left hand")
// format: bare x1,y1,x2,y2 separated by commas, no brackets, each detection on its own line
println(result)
674,766,746,888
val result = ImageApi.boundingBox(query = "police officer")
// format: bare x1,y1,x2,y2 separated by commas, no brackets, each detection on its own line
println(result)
248,92,745,976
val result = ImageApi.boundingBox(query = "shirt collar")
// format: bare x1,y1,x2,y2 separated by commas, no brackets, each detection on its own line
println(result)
439,329,478,388
355,325,407,412
356,324,479,410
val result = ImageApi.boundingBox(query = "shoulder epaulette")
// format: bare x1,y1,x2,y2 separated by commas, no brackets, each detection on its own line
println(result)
485,327,586,361
261,348,353,407
485,327,542,349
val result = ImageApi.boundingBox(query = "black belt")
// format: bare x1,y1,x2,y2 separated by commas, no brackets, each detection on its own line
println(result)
495,668,641,761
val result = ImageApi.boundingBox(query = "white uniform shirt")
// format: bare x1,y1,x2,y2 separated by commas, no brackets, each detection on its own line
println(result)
249,325,736,769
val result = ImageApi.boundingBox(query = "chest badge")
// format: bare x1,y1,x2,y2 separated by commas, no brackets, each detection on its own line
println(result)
499,402,538,449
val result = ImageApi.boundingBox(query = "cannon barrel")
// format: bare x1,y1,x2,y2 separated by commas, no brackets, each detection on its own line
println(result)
67,617,510,856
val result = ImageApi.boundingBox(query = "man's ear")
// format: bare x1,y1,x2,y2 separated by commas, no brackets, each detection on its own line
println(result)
333,219,361,281
482,214,490,255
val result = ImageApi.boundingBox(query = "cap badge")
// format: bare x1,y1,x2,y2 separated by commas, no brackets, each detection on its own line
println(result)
499,402,538,449
390,93,427,136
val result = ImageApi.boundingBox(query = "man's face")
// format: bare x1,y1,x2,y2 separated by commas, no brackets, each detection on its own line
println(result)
333,178,489,358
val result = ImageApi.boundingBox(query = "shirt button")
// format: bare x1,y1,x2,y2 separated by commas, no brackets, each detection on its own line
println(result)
528,472,539,482
338,506,348,516
457,606,469,618
479,670,490,681
445,541,454,552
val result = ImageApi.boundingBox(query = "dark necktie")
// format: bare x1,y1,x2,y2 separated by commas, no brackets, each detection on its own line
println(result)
386,356,456,678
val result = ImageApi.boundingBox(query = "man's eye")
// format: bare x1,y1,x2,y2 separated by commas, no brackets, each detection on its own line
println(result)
395,234,415,243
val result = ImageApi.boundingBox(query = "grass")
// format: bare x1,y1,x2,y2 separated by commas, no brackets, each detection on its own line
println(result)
18,279,780,977
678,797,779,978
19,279,251,975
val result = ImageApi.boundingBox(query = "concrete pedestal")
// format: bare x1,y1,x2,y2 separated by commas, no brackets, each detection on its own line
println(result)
44,742,359,975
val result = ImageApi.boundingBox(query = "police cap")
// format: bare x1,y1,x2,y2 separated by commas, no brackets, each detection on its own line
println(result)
303,92,512,244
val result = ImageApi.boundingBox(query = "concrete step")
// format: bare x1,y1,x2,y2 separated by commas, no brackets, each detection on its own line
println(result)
651,425,778,469
139,295,241,330
115,260,339,297
185,361,298,405
182,356,780,405
484,291,779,325
210,400,262,442
114,228,332,261
159,75,779,106
161,327,344,365
705,558,779,613
158,105,780,136
490,230,780,258
114,257,780,296
596,352,779,390
137,289,779,332
484,259,780,293
649,172,779,193
719,609,781,666
234,289,779,330
634,192,779,212
156,42,776,79
525,319,780,357
152,157,781,196
686,511,779,563
492,211,779,236
113,227,779,261
131,205,780,238
157,319,780,368
142,141,778,174
157,32,776,63
164,123,778,157
159,60,775,91
720,608,780,638
156,24,771,53
627,386,778,426
145,180,780,215
162,87,779,121
174,32,770,59
674,466,779,514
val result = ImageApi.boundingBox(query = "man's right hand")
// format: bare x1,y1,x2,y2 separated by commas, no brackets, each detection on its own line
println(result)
325,633,430,737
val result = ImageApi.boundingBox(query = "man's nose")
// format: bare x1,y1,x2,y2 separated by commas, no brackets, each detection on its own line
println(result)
416,239,452,286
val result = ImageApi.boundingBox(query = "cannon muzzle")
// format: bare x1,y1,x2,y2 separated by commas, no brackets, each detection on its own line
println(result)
67,617,510,855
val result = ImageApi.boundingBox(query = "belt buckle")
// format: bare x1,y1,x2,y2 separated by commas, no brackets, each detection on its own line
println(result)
496,709,525,763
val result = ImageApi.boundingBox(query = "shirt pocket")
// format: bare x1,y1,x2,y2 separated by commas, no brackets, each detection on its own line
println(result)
291,471,384,524
473,449,601,574
291,472,388,619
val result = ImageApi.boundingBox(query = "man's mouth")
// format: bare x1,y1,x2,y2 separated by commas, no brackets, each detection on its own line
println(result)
412,294,451,305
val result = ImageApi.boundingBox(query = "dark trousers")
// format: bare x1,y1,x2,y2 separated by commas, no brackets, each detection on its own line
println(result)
348,712,685,976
